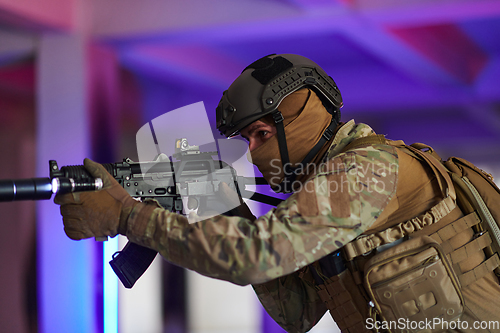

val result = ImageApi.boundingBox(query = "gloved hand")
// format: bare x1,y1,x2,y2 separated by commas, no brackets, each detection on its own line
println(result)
218,182,256,221
54,158,139,240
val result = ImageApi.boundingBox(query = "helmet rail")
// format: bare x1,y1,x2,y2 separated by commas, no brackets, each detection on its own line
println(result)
216,54,342,138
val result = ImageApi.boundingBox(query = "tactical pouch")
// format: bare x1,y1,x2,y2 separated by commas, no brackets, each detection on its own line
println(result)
364,236,463,333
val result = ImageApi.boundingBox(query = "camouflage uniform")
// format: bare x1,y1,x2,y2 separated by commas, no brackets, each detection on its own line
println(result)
125,120,399,331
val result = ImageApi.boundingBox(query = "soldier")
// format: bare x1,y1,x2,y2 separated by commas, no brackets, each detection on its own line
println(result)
56,54,500,332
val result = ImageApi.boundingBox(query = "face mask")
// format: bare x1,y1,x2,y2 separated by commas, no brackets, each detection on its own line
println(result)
248,88,332,189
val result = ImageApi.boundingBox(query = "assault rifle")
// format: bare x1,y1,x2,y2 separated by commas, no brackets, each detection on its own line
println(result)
0,138,281,288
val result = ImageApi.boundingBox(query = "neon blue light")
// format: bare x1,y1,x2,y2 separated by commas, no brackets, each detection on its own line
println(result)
38,202,96,333
103,237,119,333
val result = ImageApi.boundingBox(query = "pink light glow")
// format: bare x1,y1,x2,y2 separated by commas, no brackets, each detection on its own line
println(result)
388,23,488,84
0,0,74,30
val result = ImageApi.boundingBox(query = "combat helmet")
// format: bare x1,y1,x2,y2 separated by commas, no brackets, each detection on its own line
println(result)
216,53,343,192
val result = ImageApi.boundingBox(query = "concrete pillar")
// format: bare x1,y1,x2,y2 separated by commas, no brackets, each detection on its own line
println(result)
36,33,97,333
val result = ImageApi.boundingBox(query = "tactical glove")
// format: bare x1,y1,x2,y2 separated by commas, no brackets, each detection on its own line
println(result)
54,158,139,240
218,182,256,221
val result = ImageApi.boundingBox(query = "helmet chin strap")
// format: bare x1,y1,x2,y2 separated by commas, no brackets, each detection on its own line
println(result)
271,110,338,193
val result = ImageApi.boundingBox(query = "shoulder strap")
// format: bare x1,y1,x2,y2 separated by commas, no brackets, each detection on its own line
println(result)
341,134,387,153
403,143,456,201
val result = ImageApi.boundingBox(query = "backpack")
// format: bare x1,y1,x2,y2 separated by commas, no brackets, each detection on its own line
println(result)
315,139,500,332
443,152,500,277
344,140,500,276
406,142,500,271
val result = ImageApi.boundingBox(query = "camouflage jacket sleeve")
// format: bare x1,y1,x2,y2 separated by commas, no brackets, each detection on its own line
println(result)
252,264,329,333
125,143,399,286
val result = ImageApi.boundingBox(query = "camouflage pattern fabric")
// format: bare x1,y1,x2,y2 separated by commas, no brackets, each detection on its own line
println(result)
252,263,328,333
126,120,399,332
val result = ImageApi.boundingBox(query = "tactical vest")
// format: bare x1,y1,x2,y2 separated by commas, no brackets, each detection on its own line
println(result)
311,136,500,333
